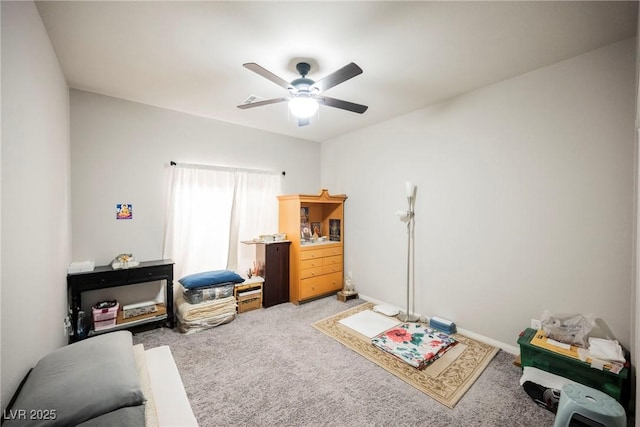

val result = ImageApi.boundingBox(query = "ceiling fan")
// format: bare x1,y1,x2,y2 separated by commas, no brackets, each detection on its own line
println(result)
237,61,368,126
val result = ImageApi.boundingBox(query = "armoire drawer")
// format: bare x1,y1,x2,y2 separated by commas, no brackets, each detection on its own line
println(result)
299,271,343,300
321,246,343,257
300,267,323,279
300,248,324,260
322,264,342,275
322,255,342,266
300,258,322,270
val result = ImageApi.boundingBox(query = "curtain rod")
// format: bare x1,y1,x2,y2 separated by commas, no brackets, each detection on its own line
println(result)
170,161,285,176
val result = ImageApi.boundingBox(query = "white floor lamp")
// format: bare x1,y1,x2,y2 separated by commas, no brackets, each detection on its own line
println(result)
396,181,419,322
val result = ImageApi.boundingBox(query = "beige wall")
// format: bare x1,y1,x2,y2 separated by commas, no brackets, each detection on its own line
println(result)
322,38,636,352
1,1,71,408
69,90,321,267
69,91,322,313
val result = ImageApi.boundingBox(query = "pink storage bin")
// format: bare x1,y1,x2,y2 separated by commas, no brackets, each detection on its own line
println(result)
92,301,119,331
93,317,117,331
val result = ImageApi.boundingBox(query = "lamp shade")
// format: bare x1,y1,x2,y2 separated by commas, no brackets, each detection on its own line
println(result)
405,181,415,198
289,96,318,118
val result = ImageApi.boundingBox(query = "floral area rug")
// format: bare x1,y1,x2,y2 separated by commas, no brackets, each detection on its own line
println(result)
312,302,499,408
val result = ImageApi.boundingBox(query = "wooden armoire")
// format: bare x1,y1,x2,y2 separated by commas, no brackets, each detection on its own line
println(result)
278,189,346,304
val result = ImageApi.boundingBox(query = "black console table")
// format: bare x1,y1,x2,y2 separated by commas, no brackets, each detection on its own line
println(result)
67,259,174,342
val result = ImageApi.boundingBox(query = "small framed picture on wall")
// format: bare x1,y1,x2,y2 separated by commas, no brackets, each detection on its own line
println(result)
116,203,132,220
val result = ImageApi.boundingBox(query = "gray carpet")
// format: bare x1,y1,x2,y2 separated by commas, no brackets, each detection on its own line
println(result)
133,297,556,426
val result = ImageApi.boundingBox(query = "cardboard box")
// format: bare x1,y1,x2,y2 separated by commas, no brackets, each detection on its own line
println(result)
235,279,263,313
237,289,261,313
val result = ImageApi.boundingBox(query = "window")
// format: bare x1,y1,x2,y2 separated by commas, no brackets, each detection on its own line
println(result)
163,163,281,280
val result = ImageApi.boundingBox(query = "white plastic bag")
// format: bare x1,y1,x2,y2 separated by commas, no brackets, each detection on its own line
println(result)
588,337,625,363
541,310,596,348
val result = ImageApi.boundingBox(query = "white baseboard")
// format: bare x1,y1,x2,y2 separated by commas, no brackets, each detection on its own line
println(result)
455,326,520,355
358,293,520,355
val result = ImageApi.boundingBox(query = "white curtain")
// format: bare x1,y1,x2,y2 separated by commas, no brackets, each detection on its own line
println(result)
163,163,282,281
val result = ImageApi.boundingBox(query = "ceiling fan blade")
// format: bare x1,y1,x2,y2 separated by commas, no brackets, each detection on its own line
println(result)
243,63,291,90
311,63,363,93
237,97,288,109
298,117,310,127
316,96,368,114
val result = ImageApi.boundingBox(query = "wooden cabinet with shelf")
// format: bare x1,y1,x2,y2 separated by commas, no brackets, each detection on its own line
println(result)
241,241,291,308
278,189,346,304
256,241,291,307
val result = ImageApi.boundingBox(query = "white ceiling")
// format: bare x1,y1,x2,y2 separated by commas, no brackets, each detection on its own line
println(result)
36,1,637,143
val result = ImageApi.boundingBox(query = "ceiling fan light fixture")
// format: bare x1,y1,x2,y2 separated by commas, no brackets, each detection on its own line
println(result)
239,61,368,120
288,96,318,118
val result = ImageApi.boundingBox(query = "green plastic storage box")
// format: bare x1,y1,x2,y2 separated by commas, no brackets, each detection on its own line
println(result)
517,328,629,404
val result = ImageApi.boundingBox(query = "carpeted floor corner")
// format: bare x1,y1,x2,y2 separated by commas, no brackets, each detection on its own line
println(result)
134,296,556,426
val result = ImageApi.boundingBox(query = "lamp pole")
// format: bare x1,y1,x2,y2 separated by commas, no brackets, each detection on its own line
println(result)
398,183,419,322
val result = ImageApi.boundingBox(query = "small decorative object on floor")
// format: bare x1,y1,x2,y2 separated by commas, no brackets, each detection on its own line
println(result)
338,273,358,302
343,273,356,294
